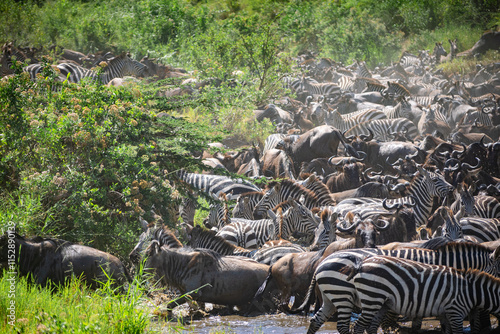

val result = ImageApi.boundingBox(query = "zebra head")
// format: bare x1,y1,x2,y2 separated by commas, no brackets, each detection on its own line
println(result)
433,42,448,63
417,165,454,198
282,199,320,240
310,209,338,251
253,184,280,219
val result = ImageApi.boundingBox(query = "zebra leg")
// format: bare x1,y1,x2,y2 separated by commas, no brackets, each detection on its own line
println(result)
353,309,379,334
366,306,390,334
445,312,466,334
307,297,336,334
336,307,355,334
379,310,401,332
469,308,491,334
410,317,422,332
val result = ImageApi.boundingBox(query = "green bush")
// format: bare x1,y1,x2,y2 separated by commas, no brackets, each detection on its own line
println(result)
0,62,216,256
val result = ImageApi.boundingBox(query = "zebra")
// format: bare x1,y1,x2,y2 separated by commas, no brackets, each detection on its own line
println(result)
355,60,372,78
426,206,464,240
251,243,306,265
310,208,338,251
343,118,419,142
433,42,448,64
335,165,454,227
56,53,147,84
335,75,355,92
384,81,411,98
232,191,263,220
232,199,319,247
350,256,500,334
399,51,422,68
216,221,258,249
129,222,182,265
179,195,197,225
271,199,321,242
203,193,259,249
300,76,341,97
176,169,261,200
293,241,499,334
253,179,333,219
364,81,387,93
186,225,256,258
325,108,387,132
473,195,500,218
381,98,412,119
460,217,500,243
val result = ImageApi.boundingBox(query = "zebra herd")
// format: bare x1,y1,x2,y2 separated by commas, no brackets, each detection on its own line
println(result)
1,42,185,86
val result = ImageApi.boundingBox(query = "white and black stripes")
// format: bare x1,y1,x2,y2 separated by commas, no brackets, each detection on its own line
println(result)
56,53,147,84
300,76,341,97
176,170,260,200
301,241,498,334
352,256,500,334
344,118,418,142
325,108,387,132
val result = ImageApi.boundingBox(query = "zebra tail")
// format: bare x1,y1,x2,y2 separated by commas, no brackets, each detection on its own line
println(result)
285,275,317,314
253,265,273,301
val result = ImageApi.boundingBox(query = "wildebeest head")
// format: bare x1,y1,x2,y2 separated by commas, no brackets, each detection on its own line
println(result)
337,213,389,248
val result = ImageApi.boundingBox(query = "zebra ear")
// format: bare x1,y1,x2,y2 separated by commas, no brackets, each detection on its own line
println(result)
493,245,500,260
416,164,429,178
139,216,149,231
146,240,161,257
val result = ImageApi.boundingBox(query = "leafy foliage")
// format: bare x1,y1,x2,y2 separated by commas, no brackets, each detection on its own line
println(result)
0,63,216,255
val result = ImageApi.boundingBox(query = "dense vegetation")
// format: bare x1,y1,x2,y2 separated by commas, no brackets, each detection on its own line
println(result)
0,0,499,332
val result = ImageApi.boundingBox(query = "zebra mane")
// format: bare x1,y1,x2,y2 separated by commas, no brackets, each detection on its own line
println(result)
154,225,183,248
189,226,248,255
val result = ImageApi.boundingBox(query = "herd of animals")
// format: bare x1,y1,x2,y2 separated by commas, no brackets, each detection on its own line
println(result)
1,31,500,333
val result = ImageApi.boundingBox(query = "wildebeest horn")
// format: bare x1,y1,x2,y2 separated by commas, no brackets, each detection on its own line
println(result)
382,198,401,210
355,151,367,160
405,148,421,161
344,143,362,159
482,104,493,114
462,157,481,171
342,130,355,142
451,144,466,159
359,129,374,142
374,218,390,231
480,135,487,148
444,158,460,170
389,182,410,193
337,216,361,233
388,156,404,166
383,174,400,183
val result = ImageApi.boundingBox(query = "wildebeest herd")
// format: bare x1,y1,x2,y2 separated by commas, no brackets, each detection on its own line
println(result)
2,31,500,333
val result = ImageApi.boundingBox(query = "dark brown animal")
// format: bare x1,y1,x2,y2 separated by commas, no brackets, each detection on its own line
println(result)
0,233,130,289
144,241,270,308
277,125,346,172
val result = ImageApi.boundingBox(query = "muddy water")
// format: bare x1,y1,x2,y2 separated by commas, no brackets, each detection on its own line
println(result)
175,313,338,333
166,314,493,334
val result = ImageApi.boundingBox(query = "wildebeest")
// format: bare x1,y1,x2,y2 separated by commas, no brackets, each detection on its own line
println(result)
0,233,131,289
277,125,347,172
143,241,270,308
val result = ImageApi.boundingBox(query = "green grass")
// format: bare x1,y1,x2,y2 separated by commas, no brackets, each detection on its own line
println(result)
0,270,160,334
